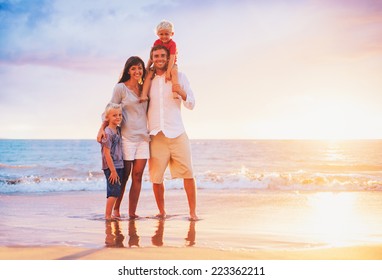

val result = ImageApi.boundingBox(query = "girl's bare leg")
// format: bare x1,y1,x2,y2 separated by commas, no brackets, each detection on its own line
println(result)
106,196,117,220
113,160,132,218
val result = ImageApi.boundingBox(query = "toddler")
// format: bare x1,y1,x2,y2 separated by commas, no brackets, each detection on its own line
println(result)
140,20,179,102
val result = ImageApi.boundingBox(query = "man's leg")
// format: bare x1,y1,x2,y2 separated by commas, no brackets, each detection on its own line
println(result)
184,178,198,220
153,183,166,218
149,133,169,218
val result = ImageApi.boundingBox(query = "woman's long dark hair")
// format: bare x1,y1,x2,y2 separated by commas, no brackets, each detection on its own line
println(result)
118,56,146,91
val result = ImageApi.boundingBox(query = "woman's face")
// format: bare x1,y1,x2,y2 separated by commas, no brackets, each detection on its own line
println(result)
128,63,143,81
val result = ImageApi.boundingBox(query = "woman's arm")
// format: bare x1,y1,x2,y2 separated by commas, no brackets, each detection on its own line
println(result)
97,84,122,142
96,120,108,143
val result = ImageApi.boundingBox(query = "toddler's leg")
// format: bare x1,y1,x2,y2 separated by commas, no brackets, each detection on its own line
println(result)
171,65,179,99
140,79,150,102
140,69,154,102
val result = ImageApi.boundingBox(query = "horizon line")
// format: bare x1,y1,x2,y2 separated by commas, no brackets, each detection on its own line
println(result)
1,138,382,141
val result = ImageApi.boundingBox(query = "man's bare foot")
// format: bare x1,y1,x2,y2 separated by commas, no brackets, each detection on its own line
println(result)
189,214,199,221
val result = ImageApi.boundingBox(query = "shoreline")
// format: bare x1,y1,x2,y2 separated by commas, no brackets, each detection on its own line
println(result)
2,244,382,260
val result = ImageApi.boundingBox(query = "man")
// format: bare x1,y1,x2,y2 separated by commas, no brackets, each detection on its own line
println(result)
147,45,198,221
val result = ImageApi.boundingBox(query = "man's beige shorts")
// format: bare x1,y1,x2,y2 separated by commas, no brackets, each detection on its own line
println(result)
149,132,194,184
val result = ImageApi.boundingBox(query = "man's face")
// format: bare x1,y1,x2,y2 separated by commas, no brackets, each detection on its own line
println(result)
152,49,168,70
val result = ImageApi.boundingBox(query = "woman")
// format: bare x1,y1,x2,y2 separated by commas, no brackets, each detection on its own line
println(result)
97,56,149,219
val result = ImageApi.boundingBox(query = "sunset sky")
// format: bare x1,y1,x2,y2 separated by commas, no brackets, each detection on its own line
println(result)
1,0,382,139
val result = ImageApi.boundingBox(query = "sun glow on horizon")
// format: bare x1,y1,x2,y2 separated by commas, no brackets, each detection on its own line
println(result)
305,193,370,246
298,96,361,140
239,92,379,140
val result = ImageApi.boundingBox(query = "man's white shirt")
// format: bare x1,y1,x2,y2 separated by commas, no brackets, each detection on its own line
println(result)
148,72,195,138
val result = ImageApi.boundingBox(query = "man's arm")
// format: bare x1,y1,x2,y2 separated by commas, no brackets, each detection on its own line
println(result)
173,73,195,109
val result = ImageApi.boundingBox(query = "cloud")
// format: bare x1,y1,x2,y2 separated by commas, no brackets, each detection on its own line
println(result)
1,0,159,70
1,0,382,139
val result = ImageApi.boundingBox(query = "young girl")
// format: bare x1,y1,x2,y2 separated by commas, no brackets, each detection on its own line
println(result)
140,20,179,102
101,103,123,220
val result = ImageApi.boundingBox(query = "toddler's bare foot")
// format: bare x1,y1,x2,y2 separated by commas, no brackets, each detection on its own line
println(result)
139,96,148,103
172,83,181,99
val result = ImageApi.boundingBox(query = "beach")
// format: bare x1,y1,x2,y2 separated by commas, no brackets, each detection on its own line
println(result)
1,189,382,260
2,244,382,260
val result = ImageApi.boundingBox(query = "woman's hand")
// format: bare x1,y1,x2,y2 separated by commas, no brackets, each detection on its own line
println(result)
97,128,105,143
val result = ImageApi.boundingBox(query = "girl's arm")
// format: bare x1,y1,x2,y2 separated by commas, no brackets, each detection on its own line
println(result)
103,147,119,184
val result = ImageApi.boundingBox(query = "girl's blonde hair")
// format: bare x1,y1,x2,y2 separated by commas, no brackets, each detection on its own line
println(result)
104,102,122,116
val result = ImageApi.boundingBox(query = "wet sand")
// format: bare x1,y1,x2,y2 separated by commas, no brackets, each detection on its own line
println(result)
1,189,382,260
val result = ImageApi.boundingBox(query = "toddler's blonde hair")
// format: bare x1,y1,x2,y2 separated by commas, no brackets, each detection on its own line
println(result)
156,20,174,33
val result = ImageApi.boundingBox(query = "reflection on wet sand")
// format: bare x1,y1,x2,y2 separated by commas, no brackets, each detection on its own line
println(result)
185,221,196,247
104,219,196,248
128,220,140,247
152,220,165,246
105,220,125,248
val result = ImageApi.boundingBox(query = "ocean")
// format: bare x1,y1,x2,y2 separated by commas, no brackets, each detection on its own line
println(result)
1,139,382,194
1,139,382,251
